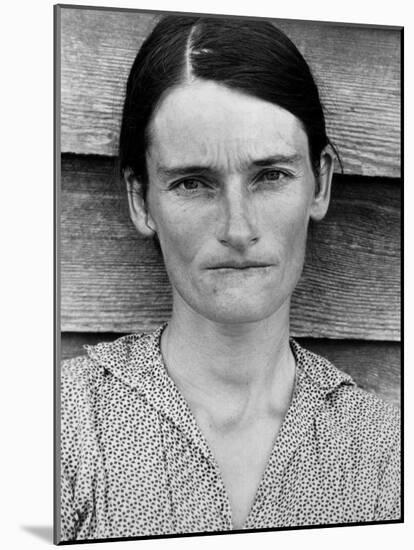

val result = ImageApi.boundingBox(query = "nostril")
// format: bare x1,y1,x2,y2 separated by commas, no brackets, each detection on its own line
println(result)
219,234,259,249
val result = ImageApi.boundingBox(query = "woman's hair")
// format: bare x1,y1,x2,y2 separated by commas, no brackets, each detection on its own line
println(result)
119,14,338,194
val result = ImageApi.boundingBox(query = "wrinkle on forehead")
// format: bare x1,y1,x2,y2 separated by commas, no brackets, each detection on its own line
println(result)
150,136,301,175
147,81,309,175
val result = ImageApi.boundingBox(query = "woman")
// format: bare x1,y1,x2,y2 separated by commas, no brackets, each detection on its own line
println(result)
60,14,400,541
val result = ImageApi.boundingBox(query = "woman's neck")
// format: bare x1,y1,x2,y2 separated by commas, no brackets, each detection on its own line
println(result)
160,296,296,429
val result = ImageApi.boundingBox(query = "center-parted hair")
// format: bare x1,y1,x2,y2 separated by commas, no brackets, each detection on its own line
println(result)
119,15,336,193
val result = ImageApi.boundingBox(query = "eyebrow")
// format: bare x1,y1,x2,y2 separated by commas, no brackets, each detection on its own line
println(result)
251,153,303,167
156,165,215,179
156,153,303,179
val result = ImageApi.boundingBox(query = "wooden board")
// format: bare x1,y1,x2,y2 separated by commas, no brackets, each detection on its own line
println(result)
300,339,400,407
60,155,401,339
58,7,401,178
60,333,400,408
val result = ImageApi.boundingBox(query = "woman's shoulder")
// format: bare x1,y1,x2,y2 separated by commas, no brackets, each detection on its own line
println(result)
61,326,164,390
292,339,400,438
336,383,400,424
61,353,100,384
329,384,400,454
60,329,162,456
324,359,400,434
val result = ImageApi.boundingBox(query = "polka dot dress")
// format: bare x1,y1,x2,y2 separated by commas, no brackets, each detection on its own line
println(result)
59,325,400,541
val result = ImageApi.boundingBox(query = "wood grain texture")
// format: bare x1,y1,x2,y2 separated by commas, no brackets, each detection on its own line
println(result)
59,7,401,177
60,155,401,339
60,333,400,407
300,339,400,407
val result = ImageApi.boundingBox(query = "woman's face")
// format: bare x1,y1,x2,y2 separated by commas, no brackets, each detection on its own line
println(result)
131,80,332,324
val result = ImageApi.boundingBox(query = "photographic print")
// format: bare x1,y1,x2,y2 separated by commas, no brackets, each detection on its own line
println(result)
55,4,402,544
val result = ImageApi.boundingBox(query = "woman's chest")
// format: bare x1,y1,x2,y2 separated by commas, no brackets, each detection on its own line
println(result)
200,417,286,529
90,393,379,536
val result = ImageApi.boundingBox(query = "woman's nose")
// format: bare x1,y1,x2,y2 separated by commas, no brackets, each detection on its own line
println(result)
218,184,259,251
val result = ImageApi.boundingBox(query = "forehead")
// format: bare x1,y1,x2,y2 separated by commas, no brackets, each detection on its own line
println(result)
147,80,310,172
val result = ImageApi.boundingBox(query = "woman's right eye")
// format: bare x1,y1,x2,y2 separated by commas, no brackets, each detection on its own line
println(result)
172,179,211,194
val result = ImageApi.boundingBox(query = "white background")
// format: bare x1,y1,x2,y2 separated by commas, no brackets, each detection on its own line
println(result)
0,0,411,548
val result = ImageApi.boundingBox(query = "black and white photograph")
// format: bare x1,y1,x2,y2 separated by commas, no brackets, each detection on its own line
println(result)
55,3,402,544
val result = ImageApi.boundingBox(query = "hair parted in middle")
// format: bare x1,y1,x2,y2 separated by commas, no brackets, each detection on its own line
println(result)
119,14,338,196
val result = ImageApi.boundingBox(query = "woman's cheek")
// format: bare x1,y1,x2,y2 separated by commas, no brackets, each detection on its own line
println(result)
275,207,309,269
157,210,200,265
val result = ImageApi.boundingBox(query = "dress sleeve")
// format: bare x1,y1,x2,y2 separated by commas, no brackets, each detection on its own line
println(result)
374,415,401,521
59,356,98,541
60,466,78,540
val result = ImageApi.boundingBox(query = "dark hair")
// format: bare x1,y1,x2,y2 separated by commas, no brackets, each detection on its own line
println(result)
119,14,339,193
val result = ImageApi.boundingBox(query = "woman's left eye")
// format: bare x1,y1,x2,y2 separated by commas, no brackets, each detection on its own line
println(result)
258,170,284,183
180,179,202,191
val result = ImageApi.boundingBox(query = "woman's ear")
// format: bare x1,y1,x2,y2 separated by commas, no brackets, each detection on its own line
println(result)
124,167,156,237
309,146,335,222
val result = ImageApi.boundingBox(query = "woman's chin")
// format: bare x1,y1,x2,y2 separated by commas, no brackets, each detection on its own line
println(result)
196,296,284,325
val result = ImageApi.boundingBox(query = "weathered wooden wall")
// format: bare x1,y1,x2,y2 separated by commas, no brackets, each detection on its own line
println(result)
59,8,401,178
58,6,402,407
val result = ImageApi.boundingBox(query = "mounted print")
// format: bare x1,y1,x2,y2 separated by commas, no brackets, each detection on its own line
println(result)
54,3,402,545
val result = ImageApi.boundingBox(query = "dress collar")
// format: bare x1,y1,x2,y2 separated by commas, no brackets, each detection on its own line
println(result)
85,325,166,390
86,324,216,461
289,338,355,396
85,325,355,460
86,324,354,397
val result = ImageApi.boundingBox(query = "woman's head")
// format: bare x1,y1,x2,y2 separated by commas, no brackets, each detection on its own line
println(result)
119,15,333,193
120,15,335,325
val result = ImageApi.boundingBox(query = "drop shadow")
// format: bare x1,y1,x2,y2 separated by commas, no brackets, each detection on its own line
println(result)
21,525,54,543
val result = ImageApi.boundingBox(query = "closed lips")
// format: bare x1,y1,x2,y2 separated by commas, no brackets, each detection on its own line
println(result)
207,262,273,269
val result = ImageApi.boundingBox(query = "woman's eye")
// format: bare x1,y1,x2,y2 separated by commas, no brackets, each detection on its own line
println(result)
181,179,201,190
260,170,283,182
173,179,210,194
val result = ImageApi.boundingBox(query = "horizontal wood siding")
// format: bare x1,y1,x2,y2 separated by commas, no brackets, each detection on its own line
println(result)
60,333,400,407
60,155,400,339
301,339,400,407
59,7,401,178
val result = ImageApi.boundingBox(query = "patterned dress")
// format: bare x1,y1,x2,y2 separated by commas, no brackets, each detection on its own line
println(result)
59,325,400,542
